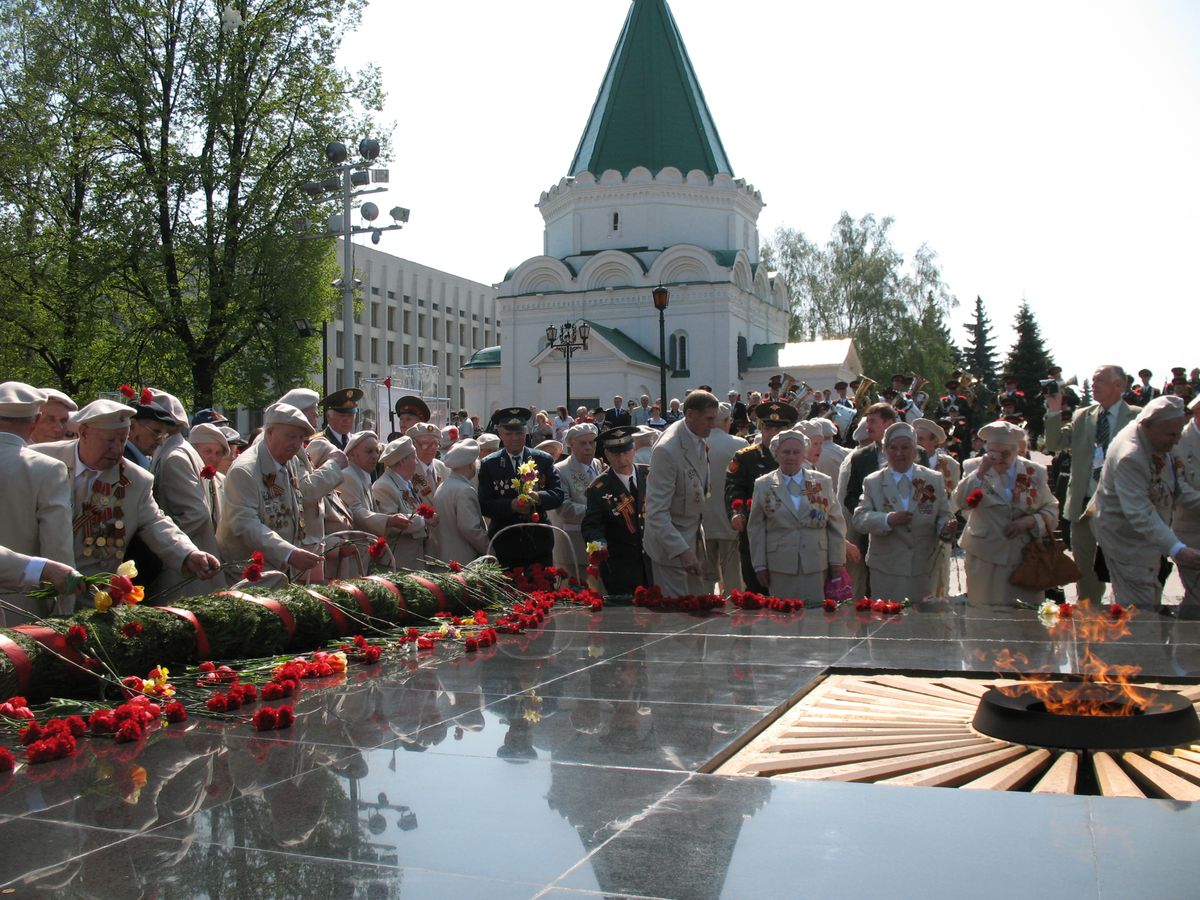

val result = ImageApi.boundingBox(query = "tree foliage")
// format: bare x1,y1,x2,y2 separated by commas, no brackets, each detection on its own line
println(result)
961,295,1000,390
1003,299,1055,436
762,213,959,386
0,0,383,410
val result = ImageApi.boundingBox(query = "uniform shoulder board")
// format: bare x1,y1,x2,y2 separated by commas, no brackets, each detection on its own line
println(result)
589,474,606,489
734,443,759,457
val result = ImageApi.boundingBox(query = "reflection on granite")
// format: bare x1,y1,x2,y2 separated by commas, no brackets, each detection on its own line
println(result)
3,601,1200,896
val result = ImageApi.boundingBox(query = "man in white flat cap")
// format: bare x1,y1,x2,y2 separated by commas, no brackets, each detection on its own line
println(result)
35,399,221,600
142,388,225,600
701,402,747,593
28,387,78,445
1174,395,1200,613
1091,395,1200,608
217,403,325,577
274,387,348,557
407,421,448,559
550,422,601,577
189,423,230,527
0,382,76,621
433,439,491,566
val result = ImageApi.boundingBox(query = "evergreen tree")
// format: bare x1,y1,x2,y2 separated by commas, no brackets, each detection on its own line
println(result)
1082,379,1092,404
1004,300,1055,440
961,296,1000,390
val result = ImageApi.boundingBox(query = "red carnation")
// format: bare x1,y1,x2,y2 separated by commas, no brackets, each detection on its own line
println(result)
89,709,119,734
0,747,13,771
250,551,265,566
822,598,837,612
206,694,230,713
164,701,188,723
416,503,436,519
361,646,382,664
464,637,479,652
1109,603,1126,619
368,536,388,561
139,388,153,406
198,661,216,672
67,625,88,646
731,499,744,512
119,384,136,400
965,489,984,509
114,720,143,744
200,465,216,479
1059,602,1075,618
448,560,463,572
252,708,279,731
275,706,295,728
121,622,143,638
241,563,263,583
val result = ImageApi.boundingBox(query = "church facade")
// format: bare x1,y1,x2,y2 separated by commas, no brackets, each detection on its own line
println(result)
462,0,790,416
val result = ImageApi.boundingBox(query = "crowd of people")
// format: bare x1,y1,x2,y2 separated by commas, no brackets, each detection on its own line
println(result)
0,359,1197,627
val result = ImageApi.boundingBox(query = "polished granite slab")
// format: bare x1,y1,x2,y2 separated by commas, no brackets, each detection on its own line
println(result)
2,601,1199,898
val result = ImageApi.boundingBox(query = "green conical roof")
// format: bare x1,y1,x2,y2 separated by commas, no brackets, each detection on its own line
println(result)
569,0,733,178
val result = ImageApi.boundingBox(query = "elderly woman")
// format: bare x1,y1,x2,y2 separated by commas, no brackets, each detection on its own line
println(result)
953,420,1059,607
371,436,437,571
306,438,363,579
853,422,957,602
432,439,491,566
914,417,962,597
188,423,230,532
747,428,847,603
550,422,600,577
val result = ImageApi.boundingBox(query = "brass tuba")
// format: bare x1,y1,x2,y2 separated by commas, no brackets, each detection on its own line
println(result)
853,375,876,410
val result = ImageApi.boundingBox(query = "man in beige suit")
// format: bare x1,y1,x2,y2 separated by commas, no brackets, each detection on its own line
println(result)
433,439,491,565
550,423,600,579
29,388,77,445
644,390,719,597
854,422,956,602
147,389,225,600
701,404,747,592
1044,364,1140,601
0,382,76,621
0,546,81,596
408,421,448,560
1175,395,1200,613
1091,396,1200,607
217,403,325,577
276,388,347,559
37,400,221,604
748,429,847,602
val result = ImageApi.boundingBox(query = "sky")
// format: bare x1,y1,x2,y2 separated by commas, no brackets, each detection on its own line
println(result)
337,0,1200,384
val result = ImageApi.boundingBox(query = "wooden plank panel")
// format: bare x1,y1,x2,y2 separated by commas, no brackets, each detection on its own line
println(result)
1174,748,1200,764
834,682,978,710
781,724,970,736
773,732,971,753
1172,685,1200,702
961,748,1053,792
1031,752,1079,794
880,745,1028,788
811,698,971,720
741,737,989,777
1093,752,1145,798
778,741,1001,783
937,678,1004,698
1148,751,1200,786
871,675,990,706
1121,753,1200,801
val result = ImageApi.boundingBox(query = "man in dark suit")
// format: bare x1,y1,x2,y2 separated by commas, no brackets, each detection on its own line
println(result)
478,407,565,569
582,426,650,595
321,388,363,450
605,396,631,428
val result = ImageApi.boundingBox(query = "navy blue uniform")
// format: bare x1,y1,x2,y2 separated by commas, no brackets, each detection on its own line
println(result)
478,447,565,569
582,464,651,595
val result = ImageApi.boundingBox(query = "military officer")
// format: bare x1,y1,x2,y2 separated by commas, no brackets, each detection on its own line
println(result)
725,401,799,593
550,422,601,578
583,425,651,595
477,408,564,570
322,388,363,450
935,375,973,431
393,395,431,437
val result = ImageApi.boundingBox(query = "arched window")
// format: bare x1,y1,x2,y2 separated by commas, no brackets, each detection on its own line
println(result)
612,211,621,232
677,334,688,371
668,334,677,371
668,330,689,374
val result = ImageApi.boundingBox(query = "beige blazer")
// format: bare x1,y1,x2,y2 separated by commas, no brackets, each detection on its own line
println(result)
747,469,846,576
550,455,599,532
953,458,1058,567
321,489,369,581
2,433,74,565
36,440,196,579
643,420,710,563
372,471,429,570
701,429,748,541
816,440,849,485
338,466,391,536
151,433,224,599
853,464,952,577
217,439,305,569
1044,400,1139,521
294,437,346,546
433,473,491,565
1091,420,1200,567
0,545,37,593
1175,422,1200,547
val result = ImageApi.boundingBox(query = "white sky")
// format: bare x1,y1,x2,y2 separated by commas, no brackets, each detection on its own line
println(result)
338,0,1200,384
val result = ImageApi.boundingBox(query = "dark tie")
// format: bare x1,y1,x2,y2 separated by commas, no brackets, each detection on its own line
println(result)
1095,408,1110,452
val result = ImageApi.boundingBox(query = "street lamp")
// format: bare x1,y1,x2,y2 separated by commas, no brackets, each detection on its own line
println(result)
300,139,411,392
652,285,670,410
545,320,591,415
294,318,328,400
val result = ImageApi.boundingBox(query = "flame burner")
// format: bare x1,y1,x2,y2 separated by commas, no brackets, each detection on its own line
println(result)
973,683,1200,751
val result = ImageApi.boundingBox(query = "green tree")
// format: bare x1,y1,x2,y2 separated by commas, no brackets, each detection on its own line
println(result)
0,0,383,410
763,213,959,387
1082,378,1092,404
1003,299,1055,440
961,295,1000,390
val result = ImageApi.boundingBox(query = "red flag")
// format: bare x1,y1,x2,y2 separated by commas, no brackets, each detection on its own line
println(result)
383,377,392,389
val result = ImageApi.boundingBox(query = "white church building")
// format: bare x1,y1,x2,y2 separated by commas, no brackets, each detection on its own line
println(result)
461,0,795,416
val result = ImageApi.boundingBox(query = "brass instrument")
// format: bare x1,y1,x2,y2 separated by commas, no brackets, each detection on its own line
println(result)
910,373,929,394
780,373,813,397
1063,375,1079,388
853,375,876,410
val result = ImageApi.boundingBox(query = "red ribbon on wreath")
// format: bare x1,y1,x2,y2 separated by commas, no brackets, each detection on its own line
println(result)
302,588,349,635
158,606,212,660
216,591,296,639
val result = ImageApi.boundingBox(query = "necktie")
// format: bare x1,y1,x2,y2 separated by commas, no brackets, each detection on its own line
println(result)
1096,408,1111,452
899,474,912,508
787,477,804,497
700,438,710,493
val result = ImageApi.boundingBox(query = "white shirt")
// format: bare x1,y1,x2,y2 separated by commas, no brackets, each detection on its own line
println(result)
890,468,913,511
785,472,805,510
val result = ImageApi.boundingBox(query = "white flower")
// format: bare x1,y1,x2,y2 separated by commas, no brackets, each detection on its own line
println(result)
1037,599,1060,627
116,560,138,578
221,3,244,33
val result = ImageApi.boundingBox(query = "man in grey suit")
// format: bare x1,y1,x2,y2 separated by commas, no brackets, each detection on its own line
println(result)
701,403,747,592
1091,396,1200,607
1044,364,1140,602
644,390,719,598
1174,395,1200,613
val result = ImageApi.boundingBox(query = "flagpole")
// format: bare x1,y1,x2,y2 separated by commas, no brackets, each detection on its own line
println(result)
385,376,395,435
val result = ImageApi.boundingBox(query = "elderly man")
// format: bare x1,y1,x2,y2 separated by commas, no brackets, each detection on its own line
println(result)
37,399,221,600
189,423,229,531
393,395,431,436
550,422,601,578
644,390,720,597
1175,396,1200,614
147,388,226,600
913,417,961,596
373,436,436,570
0,382,75,621
853,422,956,602
478,408,564,569
747,429,847,603
583,425,652,595
953,421,1059,607
1091,396,1200,608
631,395,652,427
339,431,405,538
29,388,77,444
217,403,325,578
701,402,747,593
726,401,800,593
123,397,176,469
276,387,349,558
433,439,491,566
1044,364,1140,602
321,388,363,450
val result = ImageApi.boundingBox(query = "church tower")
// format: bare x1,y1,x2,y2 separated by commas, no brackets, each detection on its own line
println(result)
463,0,789,416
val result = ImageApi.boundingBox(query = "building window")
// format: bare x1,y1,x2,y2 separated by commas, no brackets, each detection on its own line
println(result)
354,334,362,361
445,320,452,342
370,338,379,364
370,304,380,327
403,344,411,364
387,340,395,365
432,349,439,366
387,289,395,299
737,335,749,376
612,211,620,231
669,331,688,374
403,310,411,333
387,307,395,330
418,314,425,338
370,286,379,295
418,347,425,363
459,323,466,345
335,330,343,358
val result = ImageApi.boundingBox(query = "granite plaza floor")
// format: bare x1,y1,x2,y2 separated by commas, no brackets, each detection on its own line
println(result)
2,576,1199,899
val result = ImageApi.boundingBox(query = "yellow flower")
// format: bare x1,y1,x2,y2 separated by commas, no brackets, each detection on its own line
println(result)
585,541,604,555
328,650,348,673
93,591,113,612
116,560,138,578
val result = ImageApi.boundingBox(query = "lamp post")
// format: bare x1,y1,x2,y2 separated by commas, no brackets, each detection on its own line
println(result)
294,319,328,400
301,139,410,392
652,285,670,410
545,320,591,415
